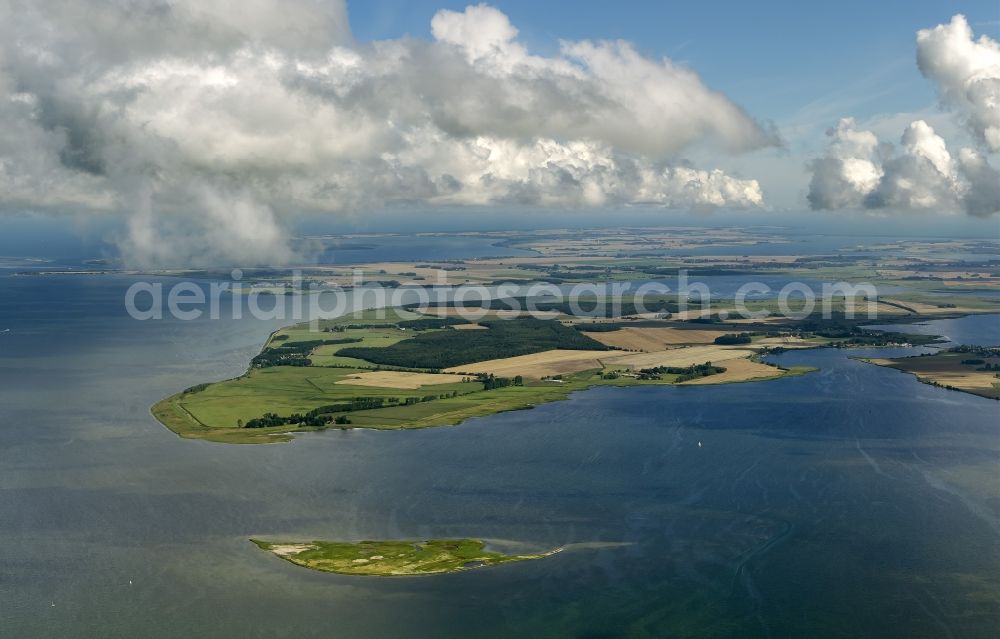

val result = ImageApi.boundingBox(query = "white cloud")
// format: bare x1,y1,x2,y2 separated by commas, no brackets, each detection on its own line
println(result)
807,15,1000,217
917,14,1000,151
808,118,998,216
805,118,884,210
0,1,774,266
957,147,1000,217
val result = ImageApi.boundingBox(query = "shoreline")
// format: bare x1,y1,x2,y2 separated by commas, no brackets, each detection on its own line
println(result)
151,343,817,445
252,538,563,576
150,309,995,445
857,352,1000,400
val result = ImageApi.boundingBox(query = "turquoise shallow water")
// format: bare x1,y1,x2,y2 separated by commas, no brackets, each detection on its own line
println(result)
1,274,998,638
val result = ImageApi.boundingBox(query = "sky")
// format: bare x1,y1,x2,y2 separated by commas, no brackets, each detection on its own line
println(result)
0,0,997,266
345,1,1000,210
347,1,997,122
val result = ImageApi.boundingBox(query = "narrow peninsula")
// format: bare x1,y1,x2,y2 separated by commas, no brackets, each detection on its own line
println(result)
860,346,1000,399
152,304,823,443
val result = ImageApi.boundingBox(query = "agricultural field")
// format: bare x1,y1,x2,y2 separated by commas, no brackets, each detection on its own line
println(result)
861,348,1000,399
604,345,757,370
418,306,563,320
584,327,731,351
877,298,990,315
153,303,851,444
159,301,990,443
681,357,797,385
335,371,466,389
485,227,791,257
153,364,481,441
444,349,613,378
75,234,1000,315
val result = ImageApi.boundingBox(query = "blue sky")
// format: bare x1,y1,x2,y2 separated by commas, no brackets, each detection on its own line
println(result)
334,1,1000,212
347,0,999,126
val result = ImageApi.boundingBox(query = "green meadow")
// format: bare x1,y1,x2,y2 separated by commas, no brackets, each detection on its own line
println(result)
151,306,814,444
251,538,557,576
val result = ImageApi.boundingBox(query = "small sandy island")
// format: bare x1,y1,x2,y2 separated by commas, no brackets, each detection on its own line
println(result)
252,538,562,576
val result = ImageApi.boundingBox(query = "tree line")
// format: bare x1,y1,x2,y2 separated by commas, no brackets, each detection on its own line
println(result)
251,337,362,368
635,362,726,382
337,318,608,369
241,391,463,428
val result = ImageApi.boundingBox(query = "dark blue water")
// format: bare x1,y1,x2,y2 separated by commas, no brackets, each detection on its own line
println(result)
1,275,998,638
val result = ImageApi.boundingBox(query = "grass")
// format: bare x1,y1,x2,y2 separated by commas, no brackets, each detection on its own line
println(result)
151,312,821,444
162,365,475,425
251,538,559,576
266,307,424,344
340,380,583,428
152,363,587,442
307,328,410,367
153,358,816,443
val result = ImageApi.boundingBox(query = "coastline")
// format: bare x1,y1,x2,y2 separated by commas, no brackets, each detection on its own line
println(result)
150,308,1000,445
857,354,1000,400
151,331,817,444
251,538,563,576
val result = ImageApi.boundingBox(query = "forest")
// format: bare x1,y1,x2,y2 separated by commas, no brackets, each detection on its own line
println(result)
337,318,609,369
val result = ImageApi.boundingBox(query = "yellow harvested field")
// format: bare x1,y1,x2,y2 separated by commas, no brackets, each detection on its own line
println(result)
452,323,488,330
866,357,1000,398
755,336,819,348
445,349,611,378
681,358,784,385
588,327,730,351
869,363,999,391
865,358,895,366
421,307,561,320
335,371,464,389
449,344,761,378
605,346,755,370
921,371,1000,390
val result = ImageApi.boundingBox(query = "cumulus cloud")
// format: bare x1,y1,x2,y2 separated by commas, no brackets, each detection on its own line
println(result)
0,1,774,266
805,118,884,210
957,147,1000,217
808,15,1000,217
916,15,1000,151
808,118,998,216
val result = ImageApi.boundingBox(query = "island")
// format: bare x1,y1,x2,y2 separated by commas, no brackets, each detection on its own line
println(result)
860,346,1000,399
251,538,560,576
152,303,824,444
